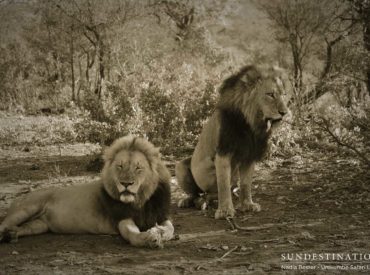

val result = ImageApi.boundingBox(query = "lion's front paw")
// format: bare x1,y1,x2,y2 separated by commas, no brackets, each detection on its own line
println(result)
142,228,163,248
152,225,173,242
239,201,261,212
215,207,235,219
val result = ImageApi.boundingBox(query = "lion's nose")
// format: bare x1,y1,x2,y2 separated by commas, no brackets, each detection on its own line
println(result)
121,181,134,187
279,110,287,117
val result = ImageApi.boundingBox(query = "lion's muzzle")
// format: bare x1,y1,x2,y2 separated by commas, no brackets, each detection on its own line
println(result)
116,180,137,203
265,108,288,132
120,181,134,187
265,116,283,132
119,190,136,203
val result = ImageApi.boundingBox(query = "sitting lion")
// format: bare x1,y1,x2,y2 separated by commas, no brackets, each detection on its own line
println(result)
176,65,288,219
0,136,174,248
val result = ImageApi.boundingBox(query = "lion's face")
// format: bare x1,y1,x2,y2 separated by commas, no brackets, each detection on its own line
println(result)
254,77,288,133
218,65,289,135
101,136,170,206
108,150,153,203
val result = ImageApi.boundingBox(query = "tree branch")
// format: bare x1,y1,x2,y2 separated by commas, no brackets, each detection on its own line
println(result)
316,118,370,166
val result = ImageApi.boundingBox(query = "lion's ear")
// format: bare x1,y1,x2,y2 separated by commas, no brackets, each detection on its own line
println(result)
240,66,261,87
103,144,118,164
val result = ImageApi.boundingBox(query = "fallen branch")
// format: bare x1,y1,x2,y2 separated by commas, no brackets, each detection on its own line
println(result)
226,217,324,231
218,246,238,260
173,220,324,242
174,230,229,242
249,238,280,243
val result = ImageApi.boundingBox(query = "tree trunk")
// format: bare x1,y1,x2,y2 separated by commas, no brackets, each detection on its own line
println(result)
289,38,303,93
70,30,75,102
364,17,370,95
86,27,105,99
321,40,334,80
357,0,370,95
97,41,105,99
302,35,347,105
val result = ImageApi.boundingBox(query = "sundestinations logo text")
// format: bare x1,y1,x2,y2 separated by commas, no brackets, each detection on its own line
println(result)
280,252,370,271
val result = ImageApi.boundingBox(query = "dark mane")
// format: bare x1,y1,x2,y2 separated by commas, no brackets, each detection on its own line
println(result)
219,65,262,94
98,180,171,232
216,108,269,166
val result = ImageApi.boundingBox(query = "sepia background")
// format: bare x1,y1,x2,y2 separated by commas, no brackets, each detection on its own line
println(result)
0,0,369,274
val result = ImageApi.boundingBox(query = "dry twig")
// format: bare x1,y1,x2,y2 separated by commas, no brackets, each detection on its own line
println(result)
226,217,323,231
218,246,239,260
174,230,229,242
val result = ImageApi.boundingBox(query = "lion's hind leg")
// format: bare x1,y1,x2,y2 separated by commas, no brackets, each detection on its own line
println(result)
1,219,49,243
175,157,203,208
0,199,45,243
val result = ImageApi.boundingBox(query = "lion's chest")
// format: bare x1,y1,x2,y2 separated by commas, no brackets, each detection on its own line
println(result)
101,202,160,231
99,183,170,231
217,109,268,165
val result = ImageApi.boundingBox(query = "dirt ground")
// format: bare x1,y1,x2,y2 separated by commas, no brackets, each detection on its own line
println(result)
0,149,369,275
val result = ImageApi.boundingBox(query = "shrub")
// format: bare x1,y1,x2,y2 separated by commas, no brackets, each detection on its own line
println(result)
312,101,370,167
183,81,217,145
139,85,183,154
75,83,135,145
102,83,134,124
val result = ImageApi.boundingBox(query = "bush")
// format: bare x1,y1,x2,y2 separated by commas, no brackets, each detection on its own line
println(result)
183,81,217,145
139,85,183,154
74,117,120,145
102,83,134,124
75,83,135,145
72,79,219,156
312,101,370,166
82,93,108,123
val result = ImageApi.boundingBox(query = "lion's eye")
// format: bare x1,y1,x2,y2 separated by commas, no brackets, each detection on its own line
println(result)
136,166,143,173
266,92,275,98
117,164,123,170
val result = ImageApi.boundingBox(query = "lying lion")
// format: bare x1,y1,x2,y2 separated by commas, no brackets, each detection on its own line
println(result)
176,65,288,219
0,136,174,248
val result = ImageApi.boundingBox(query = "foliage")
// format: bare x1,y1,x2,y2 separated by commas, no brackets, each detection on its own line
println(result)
258,0,365,107
312,101,370,167
74,117,119,145
103,83,134,124
0,114,77,147
183,81,217,141
81,92,107,122
0,0,369,169
138,85,183,154
269,122,302,158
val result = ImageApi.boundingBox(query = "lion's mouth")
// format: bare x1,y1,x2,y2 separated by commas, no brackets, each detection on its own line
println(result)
119,190,136,203
265,118,282,132
120,190,134,196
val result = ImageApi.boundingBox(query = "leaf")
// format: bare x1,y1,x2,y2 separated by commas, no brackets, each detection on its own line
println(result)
301,231,315,240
